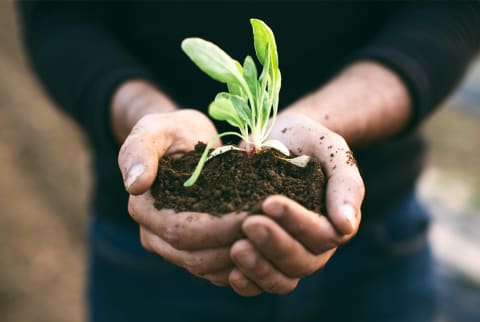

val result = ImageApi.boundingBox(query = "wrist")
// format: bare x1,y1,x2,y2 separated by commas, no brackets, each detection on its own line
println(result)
110,79,178,143
284,61,412,147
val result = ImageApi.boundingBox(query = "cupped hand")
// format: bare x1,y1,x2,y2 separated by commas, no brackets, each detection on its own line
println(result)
229,112,365,296
129,192,247,286
118,109,218,194
118,109,247,285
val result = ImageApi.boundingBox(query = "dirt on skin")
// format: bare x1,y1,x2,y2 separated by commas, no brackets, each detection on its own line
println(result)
151,143,326,215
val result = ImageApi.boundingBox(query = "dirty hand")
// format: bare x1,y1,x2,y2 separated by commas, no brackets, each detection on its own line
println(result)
119,109,246,285
229,112,365,296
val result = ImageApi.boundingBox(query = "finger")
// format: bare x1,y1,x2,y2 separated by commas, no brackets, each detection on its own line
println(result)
228,268,263,297
311,133,364,235
140,228,232,276
262,195,342,253
230,239,299,294
118,117,172,195
129,192,247,250
267,115,364,236
202,268,233,287
325,169,364,238
242,215,333,277
314,134,364,236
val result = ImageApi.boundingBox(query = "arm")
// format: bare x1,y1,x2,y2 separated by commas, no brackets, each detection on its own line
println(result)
285,61,411,147
229,2,480,296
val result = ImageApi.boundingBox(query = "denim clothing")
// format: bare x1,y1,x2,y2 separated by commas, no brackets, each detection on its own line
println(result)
87,192,435,322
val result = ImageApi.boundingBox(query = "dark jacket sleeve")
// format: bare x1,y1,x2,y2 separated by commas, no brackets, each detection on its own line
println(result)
16,1,155,150
352,1,480,130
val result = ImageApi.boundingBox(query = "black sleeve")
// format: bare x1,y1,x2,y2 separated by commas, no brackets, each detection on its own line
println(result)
352,1,480,130
16,1,155,150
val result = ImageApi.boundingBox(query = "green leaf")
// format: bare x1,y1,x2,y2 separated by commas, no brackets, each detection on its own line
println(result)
234,60,244,74
258,42,271,85
208,95,243,128
250,19,278,70
257,44,271,124
242,55,258,100
251,19,281,96
227,81,246,98
181,38,243,84
261,92,270,126
217,92,252,128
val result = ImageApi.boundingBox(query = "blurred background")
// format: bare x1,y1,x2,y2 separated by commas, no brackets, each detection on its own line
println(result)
0,1,479,322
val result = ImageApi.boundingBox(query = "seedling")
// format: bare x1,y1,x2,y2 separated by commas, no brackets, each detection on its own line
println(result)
182,18,307,187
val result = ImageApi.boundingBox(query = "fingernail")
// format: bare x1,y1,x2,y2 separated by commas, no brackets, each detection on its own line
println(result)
341,204,356,233
125,164,145,189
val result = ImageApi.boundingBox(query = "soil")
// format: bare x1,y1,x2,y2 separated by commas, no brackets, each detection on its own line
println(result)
151,143,326,215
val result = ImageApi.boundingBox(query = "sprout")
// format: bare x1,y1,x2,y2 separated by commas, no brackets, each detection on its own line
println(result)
182,19,292,187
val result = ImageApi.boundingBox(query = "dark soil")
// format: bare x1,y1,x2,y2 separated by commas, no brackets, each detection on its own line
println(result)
151,143,326,215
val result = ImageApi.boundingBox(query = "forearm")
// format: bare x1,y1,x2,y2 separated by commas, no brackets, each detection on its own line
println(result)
110,80,178,143
284,61,412,147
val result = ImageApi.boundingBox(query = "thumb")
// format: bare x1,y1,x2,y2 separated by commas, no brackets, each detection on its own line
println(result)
118,131,171,195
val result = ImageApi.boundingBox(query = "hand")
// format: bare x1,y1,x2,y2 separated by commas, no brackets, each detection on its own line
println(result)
118,109,246,285
128,192,247,286
229,113,365,296
118,109,218,194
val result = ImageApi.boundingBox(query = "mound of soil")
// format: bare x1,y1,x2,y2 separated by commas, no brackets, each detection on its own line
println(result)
151,143,326,215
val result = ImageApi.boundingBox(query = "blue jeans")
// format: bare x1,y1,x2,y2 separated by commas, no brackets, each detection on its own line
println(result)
87,193,436,322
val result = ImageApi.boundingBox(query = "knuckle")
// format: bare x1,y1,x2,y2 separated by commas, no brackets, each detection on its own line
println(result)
162,226,184,249
204,274,229,287
291,221,311,241
237,284,263,297
265,278,298,295
332,132,347,146
252,261,271,280
139,230,152,252
309,236,341,256
299,260,320,277
118,139,129,156
127,200,137,220
311,239,338,254
183,255,204,274
264,280,280,293
277,279,299,295
118,135,137,159
133,116,155,132
351,175,365,194
338,233,354,245
118,146,130,171
210,279,229,287
358,181,366,198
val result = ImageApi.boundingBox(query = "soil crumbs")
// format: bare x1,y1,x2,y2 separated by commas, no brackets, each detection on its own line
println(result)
151,143,325,215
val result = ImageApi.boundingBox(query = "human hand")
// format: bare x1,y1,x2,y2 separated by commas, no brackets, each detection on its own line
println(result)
128,192,247,286
229,112,365,296
118,109,218,194
119,109,246,285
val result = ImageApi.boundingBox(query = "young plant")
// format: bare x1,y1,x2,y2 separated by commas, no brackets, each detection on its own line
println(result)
182,18,305,187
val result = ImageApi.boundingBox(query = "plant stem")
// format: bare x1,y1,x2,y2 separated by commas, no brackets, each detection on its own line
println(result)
184,131,245,187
